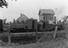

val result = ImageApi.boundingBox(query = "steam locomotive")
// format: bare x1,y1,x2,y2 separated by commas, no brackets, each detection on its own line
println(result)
10,19,64,33
0,19,64,33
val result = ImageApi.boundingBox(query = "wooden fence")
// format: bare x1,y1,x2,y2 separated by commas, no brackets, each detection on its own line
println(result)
0,30,67,45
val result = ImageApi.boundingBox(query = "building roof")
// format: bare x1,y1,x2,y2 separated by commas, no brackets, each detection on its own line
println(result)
16,13,28,22
39,9,55,15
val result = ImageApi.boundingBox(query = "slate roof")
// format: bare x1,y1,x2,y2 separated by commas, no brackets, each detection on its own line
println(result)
39,9,55,15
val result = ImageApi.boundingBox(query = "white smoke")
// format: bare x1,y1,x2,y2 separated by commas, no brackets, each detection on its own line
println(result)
54,6,66,21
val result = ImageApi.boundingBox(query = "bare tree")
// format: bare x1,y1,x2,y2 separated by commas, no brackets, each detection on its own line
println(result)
0,0,8,8
0,0,17,8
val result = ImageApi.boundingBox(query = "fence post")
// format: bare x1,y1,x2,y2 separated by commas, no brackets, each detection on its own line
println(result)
53,20,58,39
7,24,11,45
53,25,58,39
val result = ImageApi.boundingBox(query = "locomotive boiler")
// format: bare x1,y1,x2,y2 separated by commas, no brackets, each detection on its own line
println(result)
10,19,38,33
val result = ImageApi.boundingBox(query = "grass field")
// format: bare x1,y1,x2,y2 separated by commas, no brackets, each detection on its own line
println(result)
0,38,68,48
0,30,68,48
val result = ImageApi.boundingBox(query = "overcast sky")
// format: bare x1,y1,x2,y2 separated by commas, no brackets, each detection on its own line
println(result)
0,0,68,22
